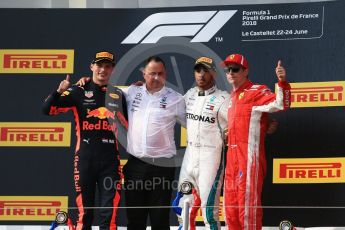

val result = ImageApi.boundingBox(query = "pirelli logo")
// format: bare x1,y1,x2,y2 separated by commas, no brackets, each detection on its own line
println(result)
277,81,345,108
0,196,68,221
195,196,224,222
0,122,71,147
0,49,74,73
273,158,345,184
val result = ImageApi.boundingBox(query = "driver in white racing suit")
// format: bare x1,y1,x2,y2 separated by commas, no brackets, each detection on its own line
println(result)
173,57,229,230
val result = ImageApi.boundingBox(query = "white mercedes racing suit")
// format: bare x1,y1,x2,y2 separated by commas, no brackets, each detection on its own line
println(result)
175,85,229,230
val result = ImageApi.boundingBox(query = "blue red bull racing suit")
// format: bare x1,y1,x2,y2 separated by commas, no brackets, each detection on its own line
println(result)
42,80,127,230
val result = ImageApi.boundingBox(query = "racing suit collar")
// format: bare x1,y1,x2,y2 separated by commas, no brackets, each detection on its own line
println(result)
232,79,252,95
91,80,108,92
197,85,216,96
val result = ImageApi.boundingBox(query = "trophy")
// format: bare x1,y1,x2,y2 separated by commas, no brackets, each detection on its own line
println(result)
180,181,193,195
279,220,296,230
49,211,75,230
172,181,194,215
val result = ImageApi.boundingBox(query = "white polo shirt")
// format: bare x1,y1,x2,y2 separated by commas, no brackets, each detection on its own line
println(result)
123,84,186,158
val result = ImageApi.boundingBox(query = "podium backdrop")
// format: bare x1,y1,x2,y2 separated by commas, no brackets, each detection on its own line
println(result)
0,0,344,227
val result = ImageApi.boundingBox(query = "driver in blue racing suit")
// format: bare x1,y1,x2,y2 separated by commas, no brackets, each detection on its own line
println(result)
42,51,127,230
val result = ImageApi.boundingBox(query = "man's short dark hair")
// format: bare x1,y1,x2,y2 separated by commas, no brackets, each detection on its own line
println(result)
145,56,166,69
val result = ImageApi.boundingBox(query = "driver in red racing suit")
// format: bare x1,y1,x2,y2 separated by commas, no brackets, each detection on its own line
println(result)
222,53,291,230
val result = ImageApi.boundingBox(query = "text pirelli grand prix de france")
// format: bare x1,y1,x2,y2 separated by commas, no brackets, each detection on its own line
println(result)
240,7,324,41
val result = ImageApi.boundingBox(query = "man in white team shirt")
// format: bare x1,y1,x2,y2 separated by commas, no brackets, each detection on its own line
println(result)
122,56,186,230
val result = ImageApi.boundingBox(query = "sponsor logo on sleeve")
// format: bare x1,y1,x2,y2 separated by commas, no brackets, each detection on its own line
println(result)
109,93,119,99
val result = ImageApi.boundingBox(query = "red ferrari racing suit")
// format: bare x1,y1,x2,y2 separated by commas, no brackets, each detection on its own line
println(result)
224,79,291,230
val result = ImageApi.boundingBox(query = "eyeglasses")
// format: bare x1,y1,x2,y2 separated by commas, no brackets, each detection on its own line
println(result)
224,66,241,74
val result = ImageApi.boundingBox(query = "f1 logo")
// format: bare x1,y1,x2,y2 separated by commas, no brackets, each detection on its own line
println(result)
122,10,237,44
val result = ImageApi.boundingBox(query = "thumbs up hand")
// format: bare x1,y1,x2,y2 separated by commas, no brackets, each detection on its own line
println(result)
57,75,71,94
275,60,286,82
